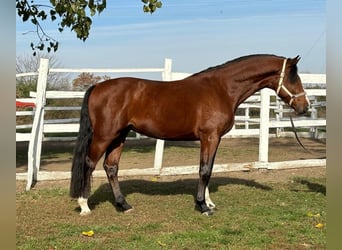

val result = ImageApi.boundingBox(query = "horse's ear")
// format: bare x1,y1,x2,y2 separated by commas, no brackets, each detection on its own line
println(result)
291,55,301,65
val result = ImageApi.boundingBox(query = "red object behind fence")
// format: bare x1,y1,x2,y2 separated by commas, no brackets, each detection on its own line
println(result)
16,101,36,108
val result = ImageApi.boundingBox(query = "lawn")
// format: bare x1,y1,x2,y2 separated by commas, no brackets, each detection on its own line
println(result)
16,172,326,250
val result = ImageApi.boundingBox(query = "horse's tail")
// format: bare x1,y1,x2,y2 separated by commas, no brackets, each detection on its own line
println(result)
70,84,96,198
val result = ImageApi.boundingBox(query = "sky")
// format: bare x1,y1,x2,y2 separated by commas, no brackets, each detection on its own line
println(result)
16,0,326,79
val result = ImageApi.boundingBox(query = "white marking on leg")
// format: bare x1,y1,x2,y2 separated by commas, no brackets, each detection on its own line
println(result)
205,186,216,209
78,197,91,216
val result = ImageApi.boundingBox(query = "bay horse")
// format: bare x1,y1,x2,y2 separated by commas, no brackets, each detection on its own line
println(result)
70,54,310,216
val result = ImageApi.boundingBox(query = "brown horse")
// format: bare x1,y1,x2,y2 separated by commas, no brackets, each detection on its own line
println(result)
70,54,309,216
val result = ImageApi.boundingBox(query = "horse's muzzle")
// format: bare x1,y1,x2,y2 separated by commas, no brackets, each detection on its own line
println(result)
295,104,309,115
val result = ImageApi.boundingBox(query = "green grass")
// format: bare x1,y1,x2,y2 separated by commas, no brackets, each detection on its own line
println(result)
16,176,326,249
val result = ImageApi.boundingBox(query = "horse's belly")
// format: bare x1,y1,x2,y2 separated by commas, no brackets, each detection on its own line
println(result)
130,120,198,141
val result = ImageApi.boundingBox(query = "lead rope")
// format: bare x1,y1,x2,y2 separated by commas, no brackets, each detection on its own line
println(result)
289,112,312,154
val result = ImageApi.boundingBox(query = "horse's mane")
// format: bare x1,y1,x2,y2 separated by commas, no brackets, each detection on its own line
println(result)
191,54,284,77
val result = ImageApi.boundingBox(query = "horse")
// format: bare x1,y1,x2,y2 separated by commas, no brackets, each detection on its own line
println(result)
70,54,310,216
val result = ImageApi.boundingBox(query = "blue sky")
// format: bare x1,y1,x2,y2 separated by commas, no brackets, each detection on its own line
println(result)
16,0,326,77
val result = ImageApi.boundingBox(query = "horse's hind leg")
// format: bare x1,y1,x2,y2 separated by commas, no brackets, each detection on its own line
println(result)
78,137,111,215
103,134,132,212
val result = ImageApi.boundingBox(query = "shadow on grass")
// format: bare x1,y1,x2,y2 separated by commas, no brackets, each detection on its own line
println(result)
87,177,272,213
293,178,326,196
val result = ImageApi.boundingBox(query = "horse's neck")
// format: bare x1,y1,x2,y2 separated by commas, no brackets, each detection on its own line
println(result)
223,59,281,108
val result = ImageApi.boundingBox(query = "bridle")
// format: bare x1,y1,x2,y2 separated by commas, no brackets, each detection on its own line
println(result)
277,59,312,153
276,59,310,106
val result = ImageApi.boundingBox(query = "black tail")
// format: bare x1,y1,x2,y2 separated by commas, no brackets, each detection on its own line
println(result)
70,85,96,198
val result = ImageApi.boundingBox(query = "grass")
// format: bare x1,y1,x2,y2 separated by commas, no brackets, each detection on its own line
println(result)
16,175,326,249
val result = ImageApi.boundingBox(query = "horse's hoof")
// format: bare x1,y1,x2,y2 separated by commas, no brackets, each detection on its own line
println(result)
208,203,216,210
201,210,214,216
117,201,133,212
80,210,91,216
124,207,134,213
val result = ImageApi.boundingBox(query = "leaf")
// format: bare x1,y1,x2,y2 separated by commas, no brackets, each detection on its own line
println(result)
82,230,94,237
143,6,150,12
151,177,159,182
156,1,162,8
22,13,29,22
315,223,324,229
157,240,166,247
307,212,320,218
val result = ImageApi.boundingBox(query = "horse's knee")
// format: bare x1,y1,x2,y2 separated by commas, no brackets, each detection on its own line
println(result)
199,164,211,180
103,164,118,178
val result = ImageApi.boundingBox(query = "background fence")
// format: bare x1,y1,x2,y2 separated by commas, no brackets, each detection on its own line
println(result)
16,58,326,190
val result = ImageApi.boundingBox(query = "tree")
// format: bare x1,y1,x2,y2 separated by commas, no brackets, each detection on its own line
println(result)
16,0,162,55
16,53,71,97
72,72,110,91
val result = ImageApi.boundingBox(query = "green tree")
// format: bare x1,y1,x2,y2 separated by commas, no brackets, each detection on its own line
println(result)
16,0,162,55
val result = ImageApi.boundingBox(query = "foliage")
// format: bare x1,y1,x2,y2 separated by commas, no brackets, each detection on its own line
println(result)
16,54,72,126
72,72,110,91
16,0,163,55
142,0,162,13
16,54,71,98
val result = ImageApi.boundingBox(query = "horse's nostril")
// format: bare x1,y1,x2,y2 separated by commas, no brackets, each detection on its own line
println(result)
302,106,309,114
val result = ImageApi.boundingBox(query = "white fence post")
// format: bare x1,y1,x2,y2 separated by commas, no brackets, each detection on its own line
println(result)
153,58,172,171
257,88,271,168
26,58,49,190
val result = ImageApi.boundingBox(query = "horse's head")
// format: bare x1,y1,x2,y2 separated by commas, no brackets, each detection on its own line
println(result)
276,56,310,115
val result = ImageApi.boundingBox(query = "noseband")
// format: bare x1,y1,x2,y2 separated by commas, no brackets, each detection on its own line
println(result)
276,59,309,106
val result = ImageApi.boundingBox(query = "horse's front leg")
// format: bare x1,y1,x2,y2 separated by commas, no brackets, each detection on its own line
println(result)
196,135,220,215
205,186,216,210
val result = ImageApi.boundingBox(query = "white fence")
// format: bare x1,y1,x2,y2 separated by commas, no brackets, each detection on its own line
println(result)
16,58,326,190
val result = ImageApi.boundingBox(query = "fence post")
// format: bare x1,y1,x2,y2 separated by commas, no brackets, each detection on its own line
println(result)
257,88,271,168
275,98,283,137
153,58,172,171
26,58,49,190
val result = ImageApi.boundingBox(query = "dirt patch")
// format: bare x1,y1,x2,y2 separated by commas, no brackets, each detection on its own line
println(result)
16,137,326,173
16,164,325,186
16,137,326,191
